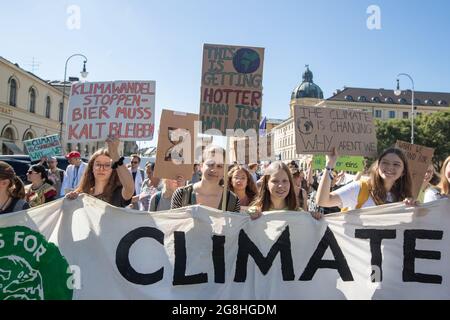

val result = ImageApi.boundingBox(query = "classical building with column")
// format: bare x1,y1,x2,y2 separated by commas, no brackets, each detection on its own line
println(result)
0,56,99,157
273,65,450,163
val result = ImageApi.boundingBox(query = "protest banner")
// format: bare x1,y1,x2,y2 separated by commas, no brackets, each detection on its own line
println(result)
66,81,155,142
23,134,63,161
294,105,377,157
200,44,264,135
395,140,435,199
1,195,450,300
312,155,365,172
153,109,198,180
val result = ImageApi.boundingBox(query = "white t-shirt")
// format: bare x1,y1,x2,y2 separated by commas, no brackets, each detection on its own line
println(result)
333,181,395,210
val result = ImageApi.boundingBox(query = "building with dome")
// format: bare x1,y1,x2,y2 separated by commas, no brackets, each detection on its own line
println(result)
273,65,450,163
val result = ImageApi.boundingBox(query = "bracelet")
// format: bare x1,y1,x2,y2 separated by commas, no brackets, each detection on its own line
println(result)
112,156,125,169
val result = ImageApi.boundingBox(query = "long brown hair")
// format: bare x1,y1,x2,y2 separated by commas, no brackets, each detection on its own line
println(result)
0,161,25,199
250,161,297,211
228,165,258,204
437,156,450,195
368,148,413,204
76,149,121,203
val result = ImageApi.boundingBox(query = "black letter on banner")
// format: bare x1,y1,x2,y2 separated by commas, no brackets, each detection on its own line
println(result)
234,226,295,282
300,227,353,281
212,235,226,283
355,229,397,282
403,230,443,284
116,227,164,285
173,231,208,285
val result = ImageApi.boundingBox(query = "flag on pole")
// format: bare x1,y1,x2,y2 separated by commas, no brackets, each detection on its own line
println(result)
259,116,267,136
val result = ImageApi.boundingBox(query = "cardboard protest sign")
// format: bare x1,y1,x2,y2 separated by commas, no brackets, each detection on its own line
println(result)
395,140,435,199
23,134,62,161
200,44,264,135
230,134,275,164
153,109,198,180
312,155,365,172
66,81,155,142
294,105,377,157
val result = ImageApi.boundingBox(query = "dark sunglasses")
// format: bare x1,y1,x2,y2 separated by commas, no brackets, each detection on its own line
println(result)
27,170,37,174
131,161,139,164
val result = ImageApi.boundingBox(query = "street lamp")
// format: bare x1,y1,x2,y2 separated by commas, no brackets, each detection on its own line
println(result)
394,73,415,144
60,54,89,144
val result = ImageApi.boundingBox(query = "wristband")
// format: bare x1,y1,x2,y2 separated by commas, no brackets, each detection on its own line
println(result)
112,156,125,169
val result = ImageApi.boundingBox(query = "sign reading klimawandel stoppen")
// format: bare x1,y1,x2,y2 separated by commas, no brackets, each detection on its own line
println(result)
200,44,264,135
294,105,377,157
66,81,155,142
1,195,450,299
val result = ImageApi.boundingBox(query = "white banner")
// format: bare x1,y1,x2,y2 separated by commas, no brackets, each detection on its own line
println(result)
1,196,449,300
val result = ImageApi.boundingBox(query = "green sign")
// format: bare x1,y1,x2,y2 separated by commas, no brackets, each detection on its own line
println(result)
312,155,364,172
23,134,62,161
0,226,73,300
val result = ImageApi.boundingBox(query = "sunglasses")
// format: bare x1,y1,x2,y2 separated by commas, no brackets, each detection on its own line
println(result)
27,171,37,175
131,161,139,164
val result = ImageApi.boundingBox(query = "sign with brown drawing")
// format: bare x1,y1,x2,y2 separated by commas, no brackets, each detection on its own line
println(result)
293,105,377,157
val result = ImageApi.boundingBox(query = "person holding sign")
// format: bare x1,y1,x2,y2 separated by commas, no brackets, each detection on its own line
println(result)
66,136,135,207
228,165,258,211
424,156,450,202
246,161,322,220
316,148,414,211
0,161,29,214
171,145,240,212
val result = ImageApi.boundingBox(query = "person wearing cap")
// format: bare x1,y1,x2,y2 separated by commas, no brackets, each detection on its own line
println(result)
61,151,87,196
47,156,65,197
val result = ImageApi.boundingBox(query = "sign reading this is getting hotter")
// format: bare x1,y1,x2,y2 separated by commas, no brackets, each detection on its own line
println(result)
200,44,264,135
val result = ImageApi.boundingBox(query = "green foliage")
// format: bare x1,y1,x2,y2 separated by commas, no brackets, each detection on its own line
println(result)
375,111,450,170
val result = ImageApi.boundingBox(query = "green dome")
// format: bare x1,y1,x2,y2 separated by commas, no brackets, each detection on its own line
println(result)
291,65,324,99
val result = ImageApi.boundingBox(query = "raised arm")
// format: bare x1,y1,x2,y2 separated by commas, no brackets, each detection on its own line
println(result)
315,148,343,208
107,136,135,201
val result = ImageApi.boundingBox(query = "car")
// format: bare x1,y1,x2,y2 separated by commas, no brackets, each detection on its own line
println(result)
0,155,89,180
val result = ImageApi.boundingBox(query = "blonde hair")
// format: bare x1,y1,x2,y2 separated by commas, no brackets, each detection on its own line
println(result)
437,156,450,195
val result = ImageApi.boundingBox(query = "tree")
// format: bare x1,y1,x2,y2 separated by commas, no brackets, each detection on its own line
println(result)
375,111,450,170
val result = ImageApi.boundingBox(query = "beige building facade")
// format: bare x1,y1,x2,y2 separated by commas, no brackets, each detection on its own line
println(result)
0,56,100,157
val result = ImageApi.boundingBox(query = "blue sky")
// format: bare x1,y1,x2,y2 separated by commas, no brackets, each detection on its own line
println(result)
1,0,449,146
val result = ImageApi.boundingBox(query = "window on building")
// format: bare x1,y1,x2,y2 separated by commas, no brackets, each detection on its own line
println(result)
29,88,36,113
402,112,409,119
389,111,396,119
375,110,382,118
45,96,51,118
59,102,64,122
23,131,34,141
9,79,17,107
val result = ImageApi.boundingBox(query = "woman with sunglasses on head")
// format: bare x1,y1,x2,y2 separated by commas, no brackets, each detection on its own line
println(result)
24,164,57,207
171,145,240,212
0,161,29,214
316,147,413,211
66,136,135,207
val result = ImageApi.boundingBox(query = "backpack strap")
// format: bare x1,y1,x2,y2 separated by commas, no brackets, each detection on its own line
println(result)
181,184,194,207
225,190,237,212
154,191,162,210
341,180,370,212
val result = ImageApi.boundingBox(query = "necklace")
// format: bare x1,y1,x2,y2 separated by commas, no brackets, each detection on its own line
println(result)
0,196,11,212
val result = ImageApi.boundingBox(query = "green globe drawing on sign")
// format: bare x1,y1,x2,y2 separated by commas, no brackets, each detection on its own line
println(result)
232,48,261,74
0,226,73,300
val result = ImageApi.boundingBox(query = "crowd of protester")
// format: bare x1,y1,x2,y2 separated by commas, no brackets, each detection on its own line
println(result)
1,137,449,217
